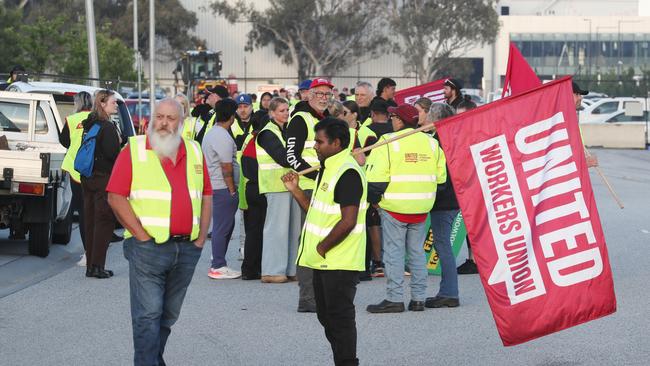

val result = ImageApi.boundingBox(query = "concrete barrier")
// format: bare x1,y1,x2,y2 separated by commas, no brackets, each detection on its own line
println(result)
580,123,648,149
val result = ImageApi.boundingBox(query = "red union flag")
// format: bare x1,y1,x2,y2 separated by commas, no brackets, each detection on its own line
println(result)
435,77,616,346
394,78,447,105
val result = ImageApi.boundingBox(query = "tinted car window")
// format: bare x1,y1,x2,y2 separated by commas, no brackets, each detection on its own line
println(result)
593,102,618,114
0,101,29,132
607,112,647,122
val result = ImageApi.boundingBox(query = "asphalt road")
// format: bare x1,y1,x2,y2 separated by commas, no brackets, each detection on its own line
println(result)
0,148,649,366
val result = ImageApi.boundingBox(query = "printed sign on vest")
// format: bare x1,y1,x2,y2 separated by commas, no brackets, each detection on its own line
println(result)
435,77,616,346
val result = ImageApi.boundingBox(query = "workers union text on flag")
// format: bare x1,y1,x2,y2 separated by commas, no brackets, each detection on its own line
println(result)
435,77,616,346
394,78,446,105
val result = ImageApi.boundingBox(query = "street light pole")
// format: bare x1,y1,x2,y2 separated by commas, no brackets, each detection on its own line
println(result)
583,18,592,77
149,0,155,119
134,0,142,132
84,0,100,87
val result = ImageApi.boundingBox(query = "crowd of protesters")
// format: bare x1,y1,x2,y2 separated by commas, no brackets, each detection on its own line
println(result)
46,66,599,366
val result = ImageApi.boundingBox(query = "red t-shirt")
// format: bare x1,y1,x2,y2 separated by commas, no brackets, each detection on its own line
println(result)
106,140,212,235
387,211,428,224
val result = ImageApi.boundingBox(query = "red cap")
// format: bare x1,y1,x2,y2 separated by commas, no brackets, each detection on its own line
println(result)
310,78,334,89
388,104,419,126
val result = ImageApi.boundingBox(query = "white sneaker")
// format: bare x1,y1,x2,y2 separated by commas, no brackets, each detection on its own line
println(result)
76,254,86,267
208,266,241,279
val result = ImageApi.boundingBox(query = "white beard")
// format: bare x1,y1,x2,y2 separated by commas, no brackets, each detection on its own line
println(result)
148,128,182,160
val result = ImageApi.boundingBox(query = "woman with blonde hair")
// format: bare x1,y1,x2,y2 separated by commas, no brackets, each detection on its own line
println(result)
175,93,198,139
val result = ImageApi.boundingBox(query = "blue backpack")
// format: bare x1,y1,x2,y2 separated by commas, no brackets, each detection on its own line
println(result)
74,124,101,178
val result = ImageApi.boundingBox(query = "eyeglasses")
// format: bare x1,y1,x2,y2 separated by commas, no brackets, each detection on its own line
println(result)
313,91,333,99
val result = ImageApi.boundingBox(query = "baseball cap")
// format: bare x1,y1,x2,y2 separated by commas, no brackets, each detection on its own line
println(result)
310,78,334,89
444,78,463,91
236,94,252,105
369,99,389,114
388,104,419,126
206,85,229,99
572,81,589,95
299,79,312,90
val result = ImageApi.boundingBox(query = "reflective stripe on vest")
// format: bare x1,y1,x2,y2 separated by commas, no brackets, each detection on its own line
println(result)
290,111,319,190
298,149,367,271
377,130,442,214
123,135,204,244
256,122,290,194
205,113,216,133
61,111,90,182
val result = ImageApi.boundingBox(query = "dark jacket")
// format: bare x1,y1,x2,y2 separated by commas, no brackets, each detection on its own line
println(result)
285,103,325,180
447,94,463,110
431,134,459,211
81,114,121,176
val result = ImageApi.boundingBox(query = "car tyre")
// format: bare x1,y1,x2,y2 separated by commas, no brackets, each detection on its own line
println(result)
28,222,52,257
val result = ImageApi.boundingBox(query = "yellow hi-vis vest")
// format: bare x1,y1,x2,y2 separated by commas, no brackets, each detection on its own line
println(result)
297,149,367,270
347,128,361,152
204,113,216,134
237,132,255,210
61,111,90,183
356,123,377,148
231,119,247,142
181,116,198,140
360,116,372,128
124,135,204,244
288,111,320,190
366,129,447,214
256,121,290,194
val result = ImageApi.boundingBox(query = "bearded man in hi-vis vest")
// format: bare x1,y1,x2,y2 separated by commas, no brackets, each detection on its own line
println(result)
107,98,212,366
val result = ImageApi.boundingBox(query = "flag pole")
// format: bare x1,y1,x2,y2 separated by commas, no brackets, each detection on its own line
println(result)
584,148,624,209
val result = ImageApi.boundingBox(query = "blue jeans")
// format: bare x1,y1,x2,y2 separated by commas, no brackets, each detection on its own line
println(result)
429,210,460,298
211,188,239,269
379,209,429,302
261,192,302,276
123,237,202,366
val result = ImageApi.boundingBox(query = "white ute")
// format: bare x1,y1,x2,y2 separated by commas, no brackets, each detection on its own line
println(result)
0,91,73,257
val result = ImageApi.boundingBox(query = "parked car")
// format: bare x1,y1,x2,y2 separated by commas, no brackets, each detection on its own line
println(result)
578,97,648,123
0,91,73,256
6,81,135,137
587,109,650,145
125,99,151,132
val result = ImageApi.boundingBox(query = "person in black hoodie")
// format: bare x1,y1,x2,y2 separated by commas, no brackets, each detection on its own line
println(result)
81,90,122,279
424,103,461,308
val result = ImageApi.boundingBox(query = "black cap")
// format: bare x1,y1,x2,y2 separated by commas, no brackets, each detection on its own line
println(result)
206,85,229,99
214,98,238,122
10,65,25,74
370,99,389,114
572,81,588,95
444,78,463,91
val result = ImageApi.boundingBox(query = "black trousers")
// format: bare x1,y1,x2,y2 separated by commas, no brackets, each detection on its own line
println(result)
81,173,116,267
313,269,360,366
241,183,266,277
70,179,86,250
